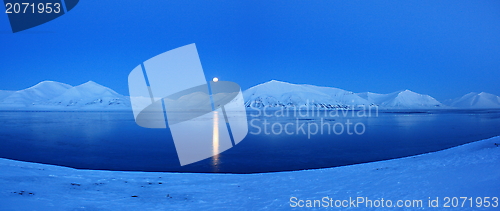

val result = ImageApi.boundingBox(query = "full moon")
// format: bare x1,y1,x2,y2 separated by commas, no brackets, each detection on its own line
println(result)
212,77,219,82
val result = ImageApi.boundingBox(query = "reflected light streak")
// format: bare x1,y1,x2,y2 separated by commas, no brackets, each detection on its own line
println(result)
212,111,220,167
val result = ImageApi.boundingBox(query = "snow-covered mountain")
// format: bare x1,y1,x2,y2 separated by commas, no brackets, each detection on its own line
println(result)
0,81,72,108
0,90,14,101
0,81,130,110
243,80,443,109
449,92,500,109
243,80,372,109
358,90,443,109
1,80,497,110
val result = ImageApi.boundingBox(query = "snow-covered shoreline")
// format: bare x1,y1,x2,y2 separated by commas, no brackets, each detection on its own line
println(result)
1,136,499,210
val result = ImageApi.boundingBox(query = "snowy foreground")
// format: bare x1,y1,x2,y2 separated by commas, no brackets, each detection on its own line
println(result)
1,137,499,210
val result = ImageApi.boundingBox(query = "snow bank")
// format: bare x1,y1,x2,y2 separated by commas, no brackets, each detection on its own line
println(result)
1,136,499,210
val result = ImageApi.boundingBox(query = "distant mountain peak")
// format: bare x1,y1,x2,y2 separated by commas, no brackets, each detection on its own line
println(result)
446,92,500,109
78,81,104,87
28,80,72,90
399,90,422,96
244,80,444,109
264,80,290,85
34,80,60,85
0,80,130,110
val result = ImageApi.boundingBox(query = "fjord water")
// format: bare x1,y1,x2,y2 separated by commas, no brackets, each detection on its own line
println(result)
0,110,499,173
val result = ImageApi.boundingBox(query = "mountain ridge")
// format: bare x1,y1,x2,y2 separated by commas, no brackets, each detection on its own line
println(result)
448,92,500,109
0,81,130,110
0,80,498,110
243,80,445,109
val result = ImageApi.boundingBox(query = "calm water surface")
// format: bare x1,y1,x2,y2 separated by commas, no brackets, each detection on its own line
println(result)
0,110,499,173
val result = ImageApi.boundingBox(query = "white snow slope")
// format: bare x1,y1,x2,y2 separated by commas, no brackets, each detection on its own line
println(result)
0,81,130,110
0,81,72,108
0,136,499,210
244,80,372,109
357,90,443,109
1,80,498,110
244,80,444,109
449,92,500,109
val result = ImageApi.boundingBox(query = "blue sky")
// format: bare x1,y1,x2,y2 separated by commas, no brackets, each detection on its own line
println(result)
1,0,499,100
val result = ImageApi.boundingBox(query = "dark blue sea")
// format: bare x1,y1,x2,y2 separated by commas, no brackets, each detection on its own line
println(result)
0,109,499,173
